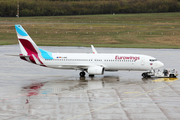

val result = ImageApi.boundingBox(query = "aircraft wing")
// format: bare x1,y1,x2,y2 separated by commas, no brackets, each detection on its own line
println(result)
59,64,90,70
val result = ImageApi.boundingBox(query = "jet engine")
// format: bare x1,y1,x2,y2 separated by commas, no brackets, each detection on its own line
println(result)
87,66,104,75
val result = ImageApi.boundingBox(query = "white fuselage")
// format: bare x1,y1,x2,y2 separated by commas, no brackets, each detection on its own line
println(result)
39,53,163,71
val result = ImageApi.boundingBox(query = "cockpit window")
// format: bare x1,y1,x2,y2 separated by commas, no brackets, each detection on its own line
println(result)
149,59,157,62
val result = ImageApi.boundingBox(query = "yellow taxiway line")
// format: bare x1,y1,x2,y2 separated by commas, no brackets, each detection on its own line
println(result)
152,78,178,82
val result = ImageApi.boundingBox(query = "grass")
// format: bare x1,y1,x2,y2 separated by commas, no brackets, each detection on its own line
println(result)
0,13,180,48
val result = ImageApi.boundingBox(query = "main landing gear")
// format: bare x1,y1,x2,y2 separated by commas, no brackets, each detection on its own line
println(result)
79,71,95,77
89,74,94,77
79,71,86,77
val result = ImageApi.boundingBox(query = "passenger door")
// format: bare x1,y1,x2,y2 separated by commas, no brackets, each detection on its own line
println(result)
141,57,145,66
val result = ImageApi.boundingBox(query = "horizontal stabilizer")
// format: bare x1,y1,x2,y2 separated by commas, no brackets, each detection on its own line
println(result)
4,54,30,57
19,55,30,57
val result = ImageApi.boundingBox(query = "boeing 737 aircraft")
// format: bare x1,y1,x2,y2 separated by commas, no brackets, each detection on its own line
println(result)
15,25,164,77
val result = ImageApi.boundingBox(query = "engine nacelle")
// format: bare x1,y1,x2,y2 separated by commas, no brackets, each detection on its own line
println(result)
87,66,104,75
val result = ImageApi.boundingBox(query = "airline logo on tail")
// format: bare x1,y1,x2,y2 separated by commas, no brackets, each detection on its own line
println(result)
15,25,52,66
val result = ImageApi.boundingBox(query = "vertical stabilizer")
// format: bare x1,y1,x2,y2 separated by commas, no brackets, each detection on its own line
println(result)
15,25,49,65
15,25,39,56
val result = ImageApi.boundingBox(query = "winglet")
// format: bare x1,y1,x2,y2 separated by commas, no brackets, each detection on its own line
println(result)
91,45,98,54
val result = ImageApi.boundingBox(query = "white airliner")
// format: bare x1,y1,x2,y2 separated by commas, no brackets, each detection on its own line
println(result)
15,25,164,77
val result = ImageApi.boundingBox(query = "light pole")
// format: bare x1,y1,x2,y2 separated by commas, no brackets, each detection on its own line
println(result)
16,0,19,17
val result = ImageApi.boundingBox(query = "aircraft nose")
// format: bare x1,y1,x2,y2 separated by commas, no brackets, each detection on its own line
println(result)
158,61,164,68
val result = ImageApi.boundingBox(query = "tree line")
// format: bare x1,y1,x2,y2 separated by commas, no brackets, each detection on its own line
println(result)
0,0,180,17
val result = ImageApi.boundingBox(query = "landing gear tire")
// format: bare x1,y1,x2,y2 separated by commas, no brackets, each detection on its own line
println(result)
89,74,94,77
170,74,175,78
79,72,86,77
142,73,148,78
